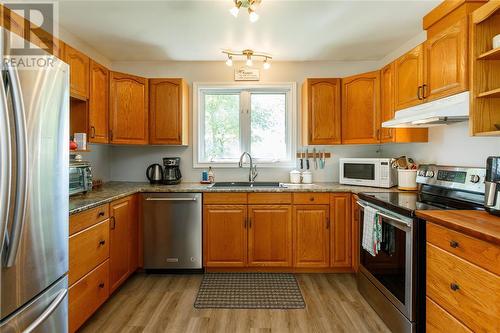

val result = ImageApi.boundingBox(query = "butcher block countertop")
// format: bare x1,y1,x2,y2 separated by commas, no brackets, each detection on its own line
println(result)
416,210,500,246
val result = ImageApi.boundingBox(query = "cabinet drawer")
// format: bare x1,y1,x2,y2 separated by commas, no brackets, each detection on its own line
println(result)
248,193,292,204
70,204,109,235
69,219,110,285
293,193,329,205
427,222,500,275
69,260,109,333
203,193,247,204
426,297,472,333
426,243,500,333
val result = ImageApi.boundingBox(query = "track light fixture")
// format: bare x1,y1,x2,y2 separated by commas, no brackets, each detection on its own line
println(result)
223,49,272,70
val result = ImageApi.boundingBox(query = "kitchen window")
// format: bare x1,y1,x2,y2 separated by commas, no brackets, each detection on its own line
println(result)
193,83,296,168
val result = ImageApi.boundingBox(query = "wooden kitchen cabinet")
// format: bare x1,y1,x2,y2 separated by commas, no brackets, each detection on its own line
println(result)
424,17,468,102
351,195,360,272
330,193,352,269
109,71,149,145
394,44,425,110
380,63,428,143
293,205,330,268
341,71,381,144
203,205,248,267
149,78,189,145
64,43,90,100
302,78,341,145
88,60,109,144
109,195,137,293
247,205,292,267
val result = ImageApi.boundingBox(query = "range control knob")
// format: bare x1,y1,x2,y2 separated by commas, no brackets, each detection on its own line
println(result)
425,170,435,178
470,174,480,183
418,170,426,177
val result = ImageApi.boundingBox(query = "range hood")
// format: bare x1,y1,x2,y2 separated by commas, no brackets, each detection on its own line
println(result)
382,91,469,128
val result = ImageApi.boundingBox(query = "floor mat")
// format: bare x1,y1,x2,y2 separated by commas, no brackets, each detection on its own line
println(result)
194,273,306,309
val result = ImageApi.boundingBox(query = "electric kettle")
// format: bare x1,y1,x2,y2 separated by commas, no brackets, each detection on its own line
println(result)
146,163,164,185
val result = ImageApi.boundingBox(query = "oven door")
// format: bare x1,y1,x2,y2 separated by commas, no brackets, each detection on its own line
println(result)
340,161,380,187
357,200,415,320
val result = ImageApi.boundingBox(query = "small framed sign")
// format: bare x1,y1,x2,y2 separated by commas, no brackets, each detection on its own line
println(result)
234,67,260,81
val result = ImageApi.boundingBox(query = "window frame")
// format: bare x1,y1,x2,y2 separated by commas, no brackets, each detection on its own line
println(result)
193,82,297,168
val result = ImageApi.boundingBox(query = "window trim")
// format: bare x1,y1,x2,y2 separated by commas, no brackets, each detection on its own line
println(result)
193,82,297,168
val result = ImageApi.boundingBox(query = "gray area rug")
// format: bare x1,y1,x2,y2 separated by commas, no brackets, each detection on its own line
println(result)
194,273,305,309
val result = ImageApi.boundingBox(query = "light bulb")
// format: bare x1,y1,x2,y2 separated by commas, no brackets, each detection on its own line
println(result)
246,56,253,67
249,11,259,23
263,59,271,70
225,56,233,67
229,6,239,18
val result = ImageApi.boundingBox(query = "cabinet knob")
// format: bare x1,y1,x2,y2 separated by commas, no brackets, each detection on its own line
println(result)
450,283,460,291
309,197,314,202
98,239,106,246
99,282,105,289
450,240,459,248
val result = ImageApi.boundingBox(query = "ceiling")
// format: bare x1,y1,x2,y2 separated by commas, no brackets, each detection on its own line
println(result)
58,0,440,62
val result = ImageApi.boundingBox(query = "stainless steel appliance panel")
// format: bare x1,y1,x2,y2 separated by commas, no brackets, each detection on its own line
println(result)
142,193,202,269
1,32,69,319
0,276,68,333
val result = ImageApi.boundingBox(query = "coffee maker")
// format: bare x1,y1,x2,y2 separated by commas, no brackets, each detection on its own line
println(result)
485,156,500,216
163,157,182,185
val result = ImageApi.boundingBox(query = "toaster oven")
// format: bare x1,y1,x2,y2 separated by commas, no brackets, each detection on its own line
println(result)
69,161,93,196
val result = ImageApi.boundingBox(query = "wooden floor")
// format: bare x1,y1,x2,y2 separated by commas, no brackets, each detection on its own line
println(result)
80,273,390,333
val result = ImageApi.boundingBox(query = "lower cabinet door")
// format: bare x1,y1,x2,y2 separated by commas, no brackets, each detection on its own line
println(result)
330,194,352,269
109,196,133,293
293,205,330,268
247,205,292,267
69,260,109,333
203,205,247,267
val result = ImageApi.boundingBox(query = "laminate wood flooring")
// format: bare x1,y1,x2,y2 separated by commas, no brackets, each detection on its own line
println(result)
79,273,390,333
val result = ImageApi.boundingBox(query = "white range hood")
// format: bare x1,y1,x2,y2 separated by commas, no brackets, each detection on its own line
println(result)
382,91,470,128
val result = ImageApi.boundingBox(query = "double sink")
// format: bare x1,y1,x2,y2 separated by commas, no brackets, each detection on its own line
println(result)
210,182,286,188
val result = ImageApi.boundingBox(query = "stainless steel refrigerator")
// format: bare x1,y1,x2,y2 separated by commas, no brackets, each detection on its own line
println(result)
0,28,69,332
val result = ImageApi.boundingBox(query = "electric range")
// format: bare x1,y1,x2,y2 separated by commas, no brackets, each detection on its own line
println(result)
355,165,486,333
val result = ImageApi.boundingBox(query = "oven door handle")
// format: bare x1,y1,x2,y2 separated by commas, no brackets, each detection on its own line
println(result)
357,201,412,229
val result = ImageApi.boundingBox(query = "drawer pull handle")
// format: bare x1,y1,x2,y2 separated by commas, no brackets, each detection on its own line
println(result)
450,283,460,291
98,239,106,246
99,282,105,289
98,211,105,217
450,240,459,248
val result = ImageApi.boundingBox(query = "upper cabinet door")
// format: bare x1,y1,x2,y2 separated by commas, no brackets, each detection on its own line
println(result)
424,17,468,102
341,71,381,144
89,61,109,144
380,63,395,143
394,44,425,110
302,78,341,145
149,79,189,145
64,43,90,100
109,72,149,145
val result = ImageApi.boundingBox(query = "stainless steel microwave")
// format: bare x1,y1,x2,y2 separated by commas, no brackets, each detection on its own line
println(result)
339,158,397,188
69,161,93,196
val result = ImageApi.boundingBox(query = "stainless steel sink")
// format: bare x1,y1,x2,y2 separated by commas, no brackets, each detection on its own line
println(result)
210,181,286,188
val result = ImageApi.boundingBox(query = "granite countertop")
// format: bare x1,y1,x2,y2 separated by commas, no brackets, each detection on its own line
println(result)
69,181,400,215
416,210,500,246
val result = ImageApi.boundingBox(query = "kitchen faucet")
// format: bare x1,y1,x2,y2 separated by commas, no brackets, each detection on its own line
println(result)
238,152,258,182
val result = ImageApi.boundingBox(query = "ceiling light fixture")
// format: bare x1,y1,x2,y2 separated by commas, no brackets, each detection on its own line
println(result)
229,0,262,22
222,49,272,69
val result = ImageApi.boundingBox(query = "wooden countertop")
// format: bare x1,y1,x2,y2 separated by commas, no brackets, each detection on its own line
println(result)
416,210,500,246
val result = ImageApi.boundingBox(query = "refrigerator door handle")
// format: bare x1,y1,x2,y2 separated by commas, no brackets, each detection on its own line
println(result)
4,63,28,267
0,68,12,252
23,288,68,333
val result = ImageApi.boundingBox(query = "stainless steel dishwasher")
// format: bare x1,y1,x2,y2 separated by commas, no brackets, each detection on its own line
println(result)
142,193,202,269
